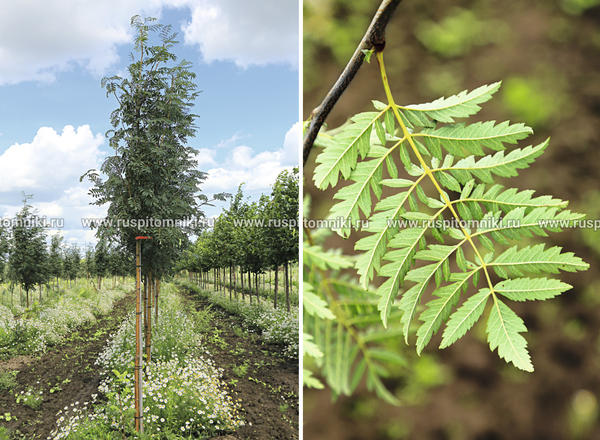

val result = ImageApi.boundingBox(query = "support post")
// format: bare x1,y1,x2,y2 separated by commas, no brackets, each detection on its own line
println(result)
134,239,143,433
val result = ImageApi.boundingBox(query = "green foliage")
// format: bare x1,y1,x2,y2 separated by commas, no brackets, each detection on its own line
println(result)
306,47,588,404
560,0,600,15
48,235,63,283
0,370,18,391
501,77,564,127
303,229,406,404
63,246,81,282
84,16,226,278
0,228,9,283
415,8,508,58
15,387,43,409
177,169,299,310
8,196,49,295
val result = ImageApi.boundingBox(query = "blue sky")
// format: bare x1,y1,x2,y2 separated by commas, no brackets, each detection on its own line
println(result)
0,0,299,247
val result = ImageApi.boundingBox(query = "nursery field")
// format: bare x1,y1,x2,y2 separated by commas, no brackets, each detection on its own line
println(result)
0,10,300,440
179,280,299,439
0,278,298,439
0,280,133,438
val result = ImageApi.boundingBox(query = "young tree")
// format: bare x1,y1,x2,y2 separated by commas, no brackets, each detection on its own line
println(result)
265,168,299,311
83,18,226,414
63,245,81,286
84,246,96,284
95,238,110,289
0,227,9,283
8,196,48,307
48,234,64,290
84,15,225,281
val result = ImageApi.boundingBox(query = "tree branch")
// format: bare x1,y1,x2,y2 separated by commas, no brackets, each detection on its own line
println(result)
302,0,402,165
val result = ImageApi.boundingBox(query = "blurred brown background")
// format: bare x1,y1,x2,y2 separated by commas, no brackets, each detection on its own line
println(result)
303,0,600,439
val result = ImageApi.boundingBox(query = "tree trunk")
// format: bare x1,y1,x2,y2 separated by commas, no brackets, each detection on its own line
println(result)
274,266,278,309
285,261,290,312
232,266,237,299
255,272,259,303
155,278,160,324
241,269,244,301
248,271,252,304
229,266,232,301
146,272,152,364
143,275,149,364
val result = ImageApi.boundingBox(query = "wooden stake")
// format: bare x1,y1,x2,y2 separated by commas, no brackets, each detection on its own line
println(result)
134,239,143,433
154,278,160,324
146,271,152,364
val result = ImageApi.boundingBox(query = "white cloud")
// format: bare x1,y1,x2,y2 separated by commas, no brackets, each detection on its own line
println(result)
195,148,217,168
202,122,298,193
282,122,301,163
0,125,104,193
182,0,299,68
0,0,298,85
215,133,247,149
0,124,108,246
0,0,178,85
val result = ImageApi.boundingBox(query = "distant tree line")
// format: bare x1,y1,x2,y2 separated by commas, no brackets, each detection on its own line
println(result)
178,168,299,311
0,196,132,307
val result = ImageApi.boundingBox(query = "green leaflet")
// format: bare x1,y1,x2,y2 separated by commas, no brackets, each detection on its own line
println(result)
472,206,584,243
308,70,588,396
419,120,533,158
399,244,461,341
490,244,589,278
440,287,490,349
399,82,501,125
487,298,533,372
494,277,572,301
314,110,384,189
303,283,335,320
455,185,567,213
303,333,324,359
377,227,428,328
328,144,403,237
354,191,422,287
303,244,353,271
441,139,549,183
415,271,474,353
303,368,324,389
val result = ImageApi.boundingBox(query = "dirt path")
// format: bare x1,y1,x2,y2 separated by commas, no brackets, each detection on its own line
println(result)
181,288,299,440
0,292,134,439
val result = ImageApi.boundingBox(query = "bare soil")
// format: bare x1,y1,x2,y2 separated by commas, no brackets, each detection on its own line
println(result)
181,287,299,440
0,292,134,439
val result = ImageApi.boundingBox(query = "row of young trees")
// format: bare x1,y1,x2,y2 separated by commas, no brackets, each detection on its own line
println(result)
0,196,132,307
178,168,299,311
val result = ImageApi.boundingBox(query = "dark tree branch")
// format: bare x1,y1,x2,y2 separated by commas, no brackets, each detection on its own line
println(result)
302,0,402,165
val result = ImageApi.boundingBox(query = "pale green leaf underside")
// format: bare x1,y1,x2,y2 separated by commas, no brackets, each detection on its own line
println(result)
487,298,533,372
303,244,353,271
303,284,335,320
400,81,501,124
495,277,572,301
440,288,490,349
420,120,533,157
